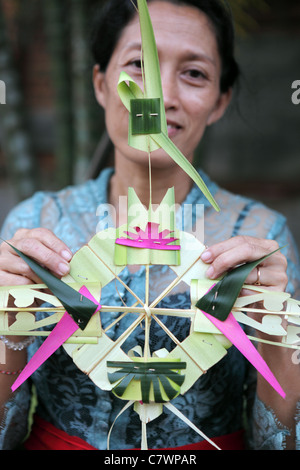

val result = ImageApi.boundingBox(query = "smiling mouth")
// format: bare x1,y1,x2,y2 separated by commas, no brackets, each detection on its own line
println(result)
167,123,181,138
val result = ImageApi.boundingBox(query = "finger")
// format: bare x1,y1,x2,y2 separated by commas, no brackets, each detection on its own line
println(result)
201,236,247,263
0,253,43,285
12,228,72,261
245,265,287,288
203,244,274,280
0,269,34,287
201,236,280,280
6,235,71,277
201,236,278,265
16,239,70,277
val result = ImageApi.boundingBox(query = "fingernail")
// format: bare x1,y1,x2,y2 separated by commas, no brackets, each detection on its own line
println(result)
58,262,70,275
201,250,212,262
206,266,214,278
61,250,72,261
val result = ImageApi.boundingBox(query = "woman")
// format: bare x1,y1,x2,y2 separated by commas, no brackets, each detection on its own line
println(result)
0,0,299,450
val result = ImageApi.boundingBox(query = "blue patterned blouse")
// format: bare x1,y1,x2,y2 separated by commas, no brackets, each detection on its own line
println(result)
0,168,299,450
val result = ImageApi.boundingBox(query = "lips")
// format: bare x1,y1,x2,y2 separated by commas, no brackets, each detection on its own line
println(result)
166,119,181,138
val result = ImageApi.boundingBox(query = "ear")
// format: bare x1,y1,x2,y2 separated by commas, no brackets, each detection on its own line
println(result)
207,88,232,126
93,64,107,109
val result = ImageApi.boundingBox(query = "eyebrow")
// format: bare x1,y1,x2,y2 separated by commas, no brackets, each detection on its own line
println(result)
121,41,142,53
180,51,217,67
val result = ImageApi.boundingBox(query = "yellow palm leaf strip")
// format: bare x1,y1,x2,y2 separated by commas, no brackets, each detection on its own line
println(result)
107,400,134,450
145,264,150,306
0,283,47,291
233,306,300,315
144,264,151,360
103,301,140,334
149,255,202,309
1,305,195,316
144,317,151,360
248,336,300,350
87,314,145,375
103,311,130,334
151,314,205,374
114,278,128,307
86,245,144,306
1,306,65,312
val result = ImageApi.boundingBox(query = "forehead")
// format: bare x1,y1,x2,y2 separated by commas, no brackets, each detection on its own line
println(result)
114,1,219,63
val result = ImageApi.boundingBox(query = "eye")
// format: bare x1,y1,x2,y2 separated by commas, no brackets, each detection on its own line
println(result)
129,59,143,70
188,69,203,78
184,68,207,81
180,63,211,87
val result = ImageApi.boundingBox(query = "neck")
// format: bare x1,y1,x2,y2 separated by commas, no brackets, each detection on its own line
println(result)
108,153,193,226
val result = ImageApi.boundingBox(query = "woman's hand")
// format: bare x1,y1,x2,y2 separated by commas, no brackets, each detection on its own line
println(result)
0,228,73,286
201,235,288,292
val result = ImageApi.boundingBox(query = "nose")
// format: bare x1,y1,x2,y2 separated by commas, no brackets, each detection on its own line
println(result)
160,67,179,111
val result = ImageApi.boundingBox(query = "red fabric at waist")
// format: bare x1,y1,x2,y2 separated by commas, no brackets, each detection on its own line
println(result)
24,415,245,451
24,415,97,450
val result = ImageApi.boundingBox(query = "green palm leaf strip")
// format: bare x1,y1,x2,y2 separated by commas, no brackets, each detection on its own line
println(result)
3,240,97,330
117,0,220,212
107,360,186,403
196,247,283,321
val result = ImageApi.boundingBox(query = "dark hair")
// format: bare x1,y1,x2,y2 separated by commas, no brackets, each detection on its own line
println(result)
90,0,240,93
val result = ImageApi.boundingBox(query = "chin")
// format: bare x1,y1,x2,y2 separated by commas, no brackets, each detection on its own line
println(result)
145,149,179,170
151,146,194,167
120,146,174,169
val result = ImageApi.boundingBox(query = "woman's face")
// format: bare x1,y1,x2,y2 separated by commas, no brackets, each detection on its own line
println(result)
94,1,232,169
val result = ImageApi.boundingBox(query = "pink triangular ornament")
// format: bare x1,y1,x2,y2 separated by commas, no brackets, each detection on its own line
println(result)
11,286,100,392
201,310,286,399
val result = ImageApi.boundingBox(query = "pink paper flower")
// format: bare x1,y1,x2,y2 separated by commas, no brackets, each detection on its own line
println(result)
115,222,180,251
